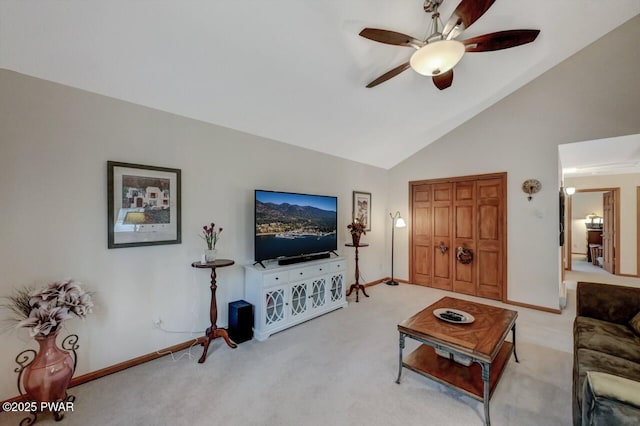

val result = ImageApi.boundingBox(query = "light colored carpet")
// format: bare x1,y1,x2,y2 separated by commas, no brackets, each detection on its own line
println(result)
571,254,608,275
1,284,574,426
565,254,640,289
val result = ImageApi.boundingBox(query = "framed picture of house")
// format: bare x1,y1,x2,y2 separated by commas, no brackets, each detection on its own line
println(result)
107,161,181,248
352,191,372,232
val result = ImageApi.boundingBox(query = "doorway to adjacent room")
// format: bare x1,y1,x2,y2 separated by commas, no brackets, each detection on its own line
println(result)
566,188,619,275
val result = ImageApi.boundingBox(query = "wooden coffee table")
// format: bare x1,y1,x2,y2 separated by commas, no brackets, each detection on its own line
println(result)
396,297,518,426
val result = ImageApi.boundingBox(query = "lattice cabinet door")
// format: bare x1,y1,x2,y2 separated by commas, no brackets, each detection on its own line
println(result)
329,273,345,306
289,281,309,320
263,285,287,329
309,277,327,312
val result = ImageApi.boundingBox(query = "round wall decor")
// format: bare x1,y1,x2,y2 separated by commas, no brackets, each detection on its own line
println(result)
522,179,541,201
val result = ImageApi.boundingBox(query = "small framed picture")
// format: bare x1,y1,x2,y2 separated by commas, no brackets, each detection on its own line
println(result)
352,191,372,232
107,161,181,248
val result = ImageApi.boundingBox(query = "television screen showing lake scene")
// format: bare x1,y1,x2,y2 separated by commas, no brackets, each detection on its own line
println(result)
255,190,337,261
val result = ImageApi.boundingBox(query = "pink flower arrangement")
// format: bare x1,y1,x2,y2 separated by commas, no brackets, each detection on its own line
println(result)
201,222,223,250
347,216,367,236
2,279,93,338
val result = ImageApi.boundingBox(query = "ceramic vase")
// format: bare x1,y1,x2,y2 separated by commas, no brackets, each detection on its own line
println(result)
351,233,361,247
23,330,74,403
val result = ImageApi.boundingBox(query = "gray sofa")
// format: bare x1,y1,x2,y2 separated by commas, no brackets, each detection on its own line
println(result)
573,281,640,425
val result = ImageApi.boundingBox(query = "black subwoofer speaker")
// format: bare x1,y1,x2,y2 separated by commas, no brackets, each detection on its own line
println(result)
228,300,253,344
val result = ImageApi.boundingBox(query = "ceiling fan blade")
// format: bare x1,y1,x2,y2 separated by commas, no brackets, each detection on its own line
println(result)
359,28,424,48
443,0,496,40
432,69,454,90
365,62,411,88
463,30,541,52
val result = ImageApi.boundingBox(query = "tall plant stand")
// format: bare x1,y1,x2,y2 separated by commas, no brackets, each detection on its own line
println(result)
345,243,369,303
191,259,237,363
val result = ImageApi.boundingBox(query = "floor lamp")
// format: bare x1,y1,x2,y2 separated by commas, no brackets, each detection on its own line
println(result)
386,211,406,286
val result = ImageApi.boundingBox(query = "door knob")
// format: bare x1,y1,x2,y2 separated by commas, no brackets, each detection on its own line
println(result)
438,242,448,254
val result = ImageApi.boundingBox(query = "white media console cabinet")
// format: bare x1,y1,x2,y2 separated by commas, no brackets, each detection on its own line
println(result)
244,256,347,341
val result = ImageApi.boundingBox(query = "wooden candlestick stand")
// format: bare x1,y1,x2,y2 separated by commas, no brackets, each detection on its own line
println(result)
191,259,237,363
345,243,369,302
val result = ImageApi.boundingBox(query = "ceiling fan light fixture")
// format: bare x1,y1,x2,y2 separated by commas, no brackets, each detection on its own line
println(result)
409,40,465,76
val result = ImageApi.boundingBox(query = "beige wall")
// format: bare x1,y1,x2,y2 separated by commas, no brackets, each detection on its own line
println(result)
0,70,388,400
566,174,640,275
387,16,640,310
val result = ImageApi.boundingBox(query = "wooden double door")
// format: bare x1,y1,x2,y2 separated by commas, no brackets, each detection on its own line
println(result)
409,173,507,301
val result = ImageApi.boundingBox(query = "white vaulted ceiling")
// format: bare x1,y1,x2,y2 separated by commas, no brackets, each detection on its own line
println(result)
1,1,638,168
560,134,640,177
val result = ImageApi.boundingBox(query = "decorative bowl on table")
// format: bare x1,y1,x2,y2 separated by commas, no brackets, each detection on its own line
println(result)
433,308,475,324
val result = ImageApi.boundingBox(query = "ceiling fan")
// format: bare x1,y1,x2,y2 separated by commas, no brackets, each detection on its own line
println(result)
359,0,540,89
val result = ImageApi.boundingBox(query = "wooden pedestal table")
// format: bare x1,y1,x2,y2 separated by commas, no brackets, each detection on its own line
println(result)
345,243,369,303
396,297,518,426
191,259,237,363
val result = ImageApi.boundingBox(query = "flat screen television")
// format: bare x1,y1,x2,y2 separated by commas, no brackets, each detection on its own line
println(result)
254,190,338,262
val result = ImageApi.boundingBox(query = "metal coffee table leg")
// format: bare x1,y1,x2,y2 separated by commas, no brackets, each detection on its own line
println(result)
396,332,405,384
512,323,519,363
481,362,491,425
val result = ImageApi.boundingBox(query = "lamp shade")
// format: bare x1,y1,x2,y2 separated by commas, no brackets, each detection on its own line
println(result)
395,217,407,228
585,213,603,229
410,40,465,76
